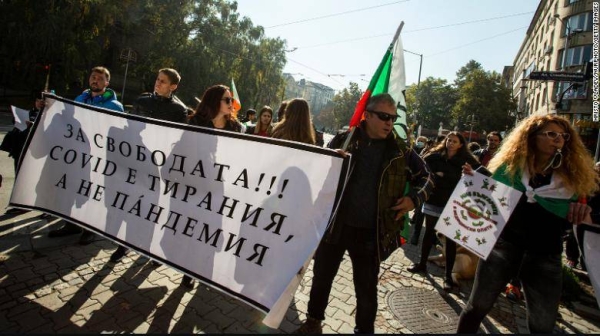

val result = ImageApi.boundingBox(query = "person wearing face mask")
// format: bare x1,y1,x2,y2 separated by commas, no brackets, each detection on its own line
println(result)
407,132,480,290
414,136,428,155
457,115,599,333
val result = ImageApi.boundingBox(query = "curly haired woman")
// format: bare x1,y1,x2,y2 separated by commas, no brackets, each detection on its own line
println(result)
458,114,599,333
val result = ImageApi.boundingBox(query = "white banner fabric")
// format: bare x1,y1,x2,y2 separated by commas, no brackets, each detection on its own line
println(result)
11,105,29,131
10,96,348,323
434,171,522,260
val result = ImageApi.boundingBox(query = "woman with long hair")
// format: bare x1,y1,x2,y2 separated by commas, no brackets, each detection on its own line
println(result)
189,84,242,132
271,98,316,145
407,131,480,290
246,106,273,137
182,84,242,289
457,115,599,333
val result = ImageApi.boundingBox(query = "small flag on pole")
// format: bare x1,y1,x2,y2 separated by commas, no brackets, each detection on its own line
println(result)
230,79,242,119
348,22,408,139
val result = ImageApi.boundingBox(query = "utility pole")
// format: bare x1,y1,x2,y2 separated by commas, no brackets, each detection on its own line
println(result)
465,114,477,142
119,48,137,103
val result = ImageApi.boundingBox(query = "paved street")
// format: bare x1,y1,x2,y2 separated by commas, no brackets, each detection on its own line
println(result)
0,125,599,333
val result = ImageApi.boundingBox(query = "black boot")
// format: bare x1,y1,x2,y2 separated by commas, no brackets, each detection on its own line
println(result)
407,263,427,273
79,230,96,245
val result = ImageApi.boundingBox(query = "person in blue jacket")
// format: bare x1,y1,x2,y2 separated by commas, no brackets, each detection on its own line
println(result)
74,66,124,112
48,66,124,244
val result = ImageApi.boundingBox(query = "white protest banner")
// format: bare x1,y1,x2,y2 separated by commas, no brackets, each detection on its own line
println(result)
434,171,522,260
11,105,29,131
10,95,349,327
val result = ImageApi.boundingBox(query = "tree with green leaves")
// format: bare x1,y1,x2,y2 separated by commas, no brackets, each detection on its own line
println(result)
405,77,458,132
452,61,515,134
0,0,288,110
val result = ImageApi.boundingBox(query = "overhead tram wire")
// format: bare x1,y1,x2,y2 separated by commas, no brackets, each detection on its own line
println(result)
201,44,347,89
286,26,527,87
425,26,528,58
286,57,346,86
294,11,535,50
404,11,534,33
265,0,409,29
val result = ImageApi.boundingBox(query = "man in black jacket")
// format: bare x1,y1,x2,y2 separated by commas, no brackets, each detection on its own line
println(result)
109,69,186,259
296,93,433,334
131,68,187,123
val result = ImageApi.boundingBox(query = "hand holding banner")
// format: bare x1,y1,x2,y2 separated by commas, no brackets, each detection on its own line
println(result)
10,95,349,327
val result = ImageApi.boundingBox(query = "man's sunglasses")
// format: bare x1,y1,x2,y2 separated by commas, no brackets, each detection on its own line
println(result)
221,97,235,104
367,110,399,122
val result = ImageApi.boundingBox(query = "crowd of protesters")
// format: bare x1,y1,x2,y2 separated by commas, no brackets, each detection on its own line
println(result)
2,64,599,334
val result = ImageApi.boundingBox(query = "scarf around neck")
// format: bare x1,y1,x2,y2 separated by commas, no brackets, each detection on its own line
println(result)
492,163,576,218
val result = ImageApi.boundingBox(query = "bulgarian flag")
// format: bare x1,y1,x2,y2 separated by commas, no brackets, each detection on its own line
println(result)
230,79,242,119
348,22,408,139
347,22,411,242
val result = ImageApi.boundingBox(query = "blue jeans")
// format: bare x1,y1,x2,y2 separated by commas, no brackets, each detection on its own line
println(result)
457,238,562,333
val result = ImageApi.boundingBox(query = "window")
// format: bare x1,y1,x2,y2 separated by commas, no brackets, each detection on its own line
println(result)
542,87,548,105
565,0,582,5
524,61,536,78
562,12,593,36
555,81,588,100
558,45,592,68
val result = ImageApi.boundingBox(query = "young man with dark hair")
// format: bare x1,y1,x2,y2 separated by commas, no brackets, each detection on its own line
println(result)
296,93,433,334
473,131,502,167
131,68,187,123
109,68,188,265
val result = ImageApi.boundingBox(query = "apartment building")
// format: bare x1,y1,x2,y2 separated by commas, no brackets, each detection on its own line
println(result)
511,0,596,151
282,73,335,116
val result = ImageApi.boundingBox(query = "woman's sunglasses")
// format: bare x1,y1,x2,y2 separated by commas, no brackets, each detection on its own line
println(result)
221,97,235,105
537,131,570,141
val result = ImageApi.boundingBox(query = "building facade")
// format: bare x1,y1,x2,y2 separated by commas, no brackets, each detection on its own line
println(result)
282,73,335,117
511,0,597,153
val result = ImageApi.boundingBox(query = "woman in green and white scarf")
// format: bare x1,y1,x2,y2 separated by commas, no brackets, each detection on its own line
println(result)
457,114,599,334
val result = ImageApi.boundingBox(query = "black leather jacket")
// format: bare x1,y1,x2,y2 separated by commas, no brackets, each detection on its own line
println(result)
132,93,187,123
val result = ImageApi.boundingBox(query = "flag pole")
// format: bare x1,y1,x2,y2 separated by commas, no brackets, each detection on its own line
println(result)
341,21,405,151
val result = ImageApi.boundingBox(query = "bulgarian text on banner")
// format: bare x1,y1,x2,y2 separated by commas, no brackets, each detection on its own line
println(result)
10,95,348,325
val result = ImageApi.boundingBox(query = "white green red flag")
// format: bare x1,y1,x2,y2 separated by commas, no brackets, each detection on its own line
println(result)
230,78,242,119
348,22,408,139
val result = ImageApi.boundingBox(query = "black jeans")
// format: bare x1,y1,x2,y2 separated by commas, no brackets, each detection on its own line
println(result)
409,206,425,245
418,214,456,281
457,238,562,333
307,225,379,333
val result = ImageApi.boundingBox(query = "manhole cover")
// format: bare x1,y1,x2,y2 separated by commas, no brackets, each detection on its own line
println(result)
387,287,461,334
